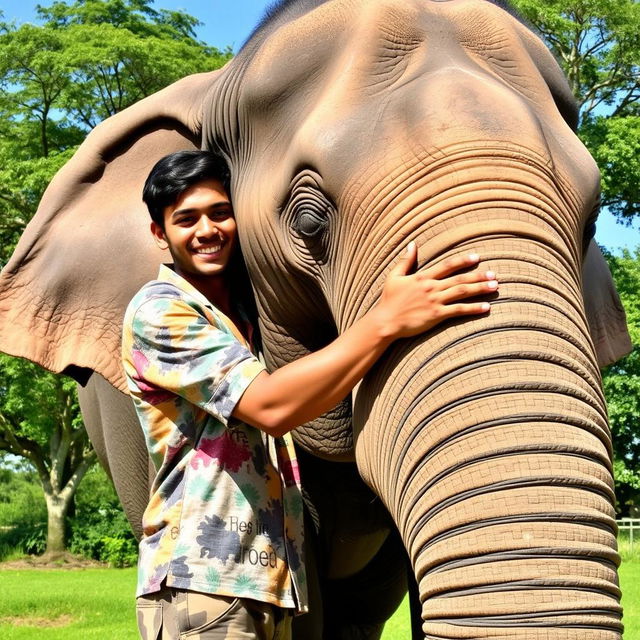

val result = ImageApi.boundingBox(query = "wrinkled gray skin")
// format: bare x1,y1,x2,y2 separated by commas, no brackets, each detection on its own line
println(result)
0,0,633,637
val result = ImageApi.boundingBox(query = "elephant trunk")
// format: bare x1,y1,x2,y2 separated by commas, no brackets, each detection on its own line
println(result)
352,236,622,637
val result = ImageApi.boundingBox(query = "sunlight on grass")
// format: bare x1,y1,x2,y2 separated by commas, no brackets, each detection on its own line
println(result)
381,594,410,639
0,568,138,639
0,560,637,639
621,559,640,638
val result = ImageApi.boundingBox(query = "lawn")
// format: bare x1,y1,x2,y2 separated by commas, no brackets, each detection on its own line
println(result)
0,560,637,638
0,567,138,639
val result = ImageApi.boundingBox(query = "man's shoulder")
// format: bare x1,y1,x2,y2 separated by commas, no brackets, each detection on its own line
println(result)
133,279,184,305
123,277,225,340
124,279,184,319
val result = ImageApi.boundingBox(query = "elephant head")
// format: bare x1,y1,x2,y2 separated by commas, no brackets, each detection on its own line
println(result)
0,0,631,636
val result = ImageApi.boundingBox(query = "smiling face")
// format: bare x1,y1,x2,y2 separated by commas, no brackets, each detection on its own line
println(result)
151,178,237,290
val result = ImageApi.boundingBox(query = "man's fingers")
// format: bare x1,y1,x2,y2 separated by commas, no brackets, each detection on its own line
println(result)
439,301,492,318
438,280,499,302
390,241,418,277
430,269,496,290
422,253,481,280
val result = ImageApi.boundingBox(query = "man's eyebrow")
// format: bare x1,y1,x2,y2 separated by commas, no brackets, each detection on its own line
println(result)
171,202,232,218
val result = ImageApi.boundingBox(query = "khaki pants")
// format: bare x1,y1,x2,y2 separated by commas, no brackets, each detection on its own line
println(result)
136,587,292,640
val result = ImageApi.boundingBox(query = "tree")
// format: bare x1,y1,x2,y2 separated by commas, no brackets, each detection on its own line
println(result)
511,0,640,221
0,354,96,554
601,247,640,513
0,0,232,554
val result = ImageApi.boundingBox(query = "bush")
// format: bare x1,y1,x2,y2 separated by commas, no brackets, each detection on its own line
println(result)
100,536,139,568
0,465,47,559
68,465,138,567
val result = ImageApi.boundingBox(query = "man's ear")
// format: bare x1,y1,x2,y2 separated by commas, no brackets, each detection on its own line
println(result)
150,221,169,250
0,67,228,392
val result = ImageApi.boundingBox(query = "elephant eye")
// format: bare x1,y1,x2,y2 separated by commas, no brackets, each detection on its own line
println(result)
282,170,335,265
295,206,330,238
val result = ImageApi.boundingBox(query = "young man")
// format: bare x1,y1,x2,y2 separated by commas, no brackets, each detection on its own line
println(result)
122,150,498,640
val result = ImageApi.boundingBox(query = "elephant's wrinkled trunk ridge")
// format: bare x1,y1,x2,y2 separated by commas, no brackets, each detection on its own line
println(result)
353,248,621,638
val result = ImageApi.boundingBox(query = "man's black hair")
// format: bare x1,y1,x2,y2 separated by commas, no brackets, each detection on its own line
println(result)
142,150,231,227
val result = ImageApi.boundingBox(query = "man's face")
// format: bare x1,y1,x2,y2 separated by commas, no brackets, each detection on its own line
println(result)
151,178,237,281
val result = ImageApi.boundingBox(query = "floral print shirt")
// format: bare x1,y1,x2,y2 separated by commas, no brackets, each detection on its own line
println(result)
121,265,307,613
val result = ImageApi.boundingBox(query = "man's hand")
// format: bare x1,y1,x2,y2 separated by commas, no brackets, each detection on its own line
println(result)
373,242,498,339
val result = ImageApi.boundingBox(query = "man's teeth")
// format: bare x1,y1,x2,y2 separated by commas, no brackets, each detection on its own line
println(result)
194,245,222,254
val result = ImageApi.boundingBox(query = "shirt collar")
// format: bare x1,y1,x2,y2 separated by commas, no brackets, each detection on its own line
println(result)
157,264,214,310
156,264,255,351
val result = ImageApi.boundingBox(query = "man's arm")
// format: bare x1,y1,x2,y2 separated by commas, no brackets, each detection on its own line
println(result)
233,244,498,436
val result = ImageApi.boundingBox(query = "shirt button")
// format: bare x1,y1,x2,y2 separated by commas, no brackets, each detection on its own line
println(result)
171,526,180,540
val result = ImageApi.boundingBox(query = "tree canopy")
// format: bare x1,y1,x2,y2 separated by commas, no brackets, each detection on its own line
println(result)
511,0,640,222
0,0,231,264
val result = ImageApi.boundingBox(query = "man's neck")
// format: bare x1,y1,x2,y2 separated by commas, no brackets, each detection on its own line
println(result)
175,267,232,315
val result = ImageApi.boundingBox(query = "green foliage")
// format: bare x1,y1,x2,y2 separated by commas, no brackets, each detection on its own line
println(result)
512,0,640,116
0,353,96,553
0,466,47,559
581,116,640,220
0,354,83,448
99,536,138,568
0,144,76,266
618,528,640,564
0,0,230,129
0,464,137,565
511,0,640,221
0,0,232,262
601,247,640,511
68,465,137,567
37,0,202,41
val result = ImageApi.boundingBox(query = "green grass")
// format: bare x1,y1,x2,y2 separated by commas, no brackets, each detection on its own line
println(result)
381,596,411,639
0,561,637,638
0,568,138,639
621,558,640,639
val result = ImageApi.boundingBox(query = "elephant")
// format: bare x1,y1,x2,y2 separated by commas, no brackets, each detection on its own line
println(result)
0,0,633,637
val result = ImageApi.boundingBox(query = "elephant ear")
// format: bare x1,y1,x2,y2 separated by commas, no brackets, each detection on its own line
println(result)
0,69,224,392
583,239,632,367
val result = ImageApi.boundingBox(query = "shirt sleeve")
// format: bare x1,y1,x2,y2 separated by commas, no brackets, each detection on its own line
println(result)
130,295,265,426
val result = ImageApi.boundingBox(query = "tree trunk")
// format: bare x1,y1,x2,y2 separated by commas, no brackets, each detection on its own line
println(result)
45,493,68,555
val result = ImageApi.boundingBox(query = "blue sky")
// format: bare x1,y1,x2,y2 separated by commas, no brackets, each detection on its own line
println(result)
2,0,638,252
0,0,269,50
